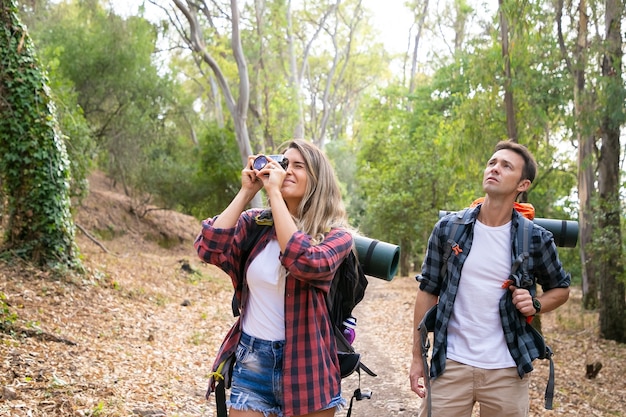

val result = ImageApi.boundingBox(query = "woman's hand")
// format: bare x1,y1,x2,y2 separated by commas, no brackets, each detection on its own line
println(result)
243,155,264,194
253,156,286,196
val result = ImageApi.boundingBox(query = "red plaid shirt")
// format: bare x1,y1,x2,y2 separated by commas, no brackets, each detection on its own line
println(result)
195,208,353,416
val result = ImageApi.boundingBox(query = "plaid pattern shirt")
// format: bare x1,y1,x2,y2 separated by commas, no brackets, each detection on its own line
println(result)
195,208,353,416
418,205,570,379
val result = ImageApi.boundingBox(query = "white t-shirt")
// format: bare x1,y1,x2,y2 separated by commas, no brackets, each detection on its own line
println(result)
241,239,286,341
447,220,516,369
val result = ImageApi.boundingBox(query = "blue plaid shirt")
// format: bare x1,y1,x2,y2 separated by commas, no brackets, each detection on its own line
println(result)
417,205,570,379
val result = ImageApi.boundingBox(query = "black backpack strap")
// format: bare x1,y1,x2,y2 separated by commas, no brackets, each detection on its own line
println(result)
211,355,235,417
231,211,272,317
418,304,437,417
440,209,469,278
345,368,373,417
214,379,228,417
544,346,555,409
515,215,555,410
510,216,533,288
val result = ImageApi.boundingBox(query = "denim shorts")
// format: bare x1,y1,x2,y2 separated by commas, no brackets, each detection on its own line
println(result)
229,332,345,417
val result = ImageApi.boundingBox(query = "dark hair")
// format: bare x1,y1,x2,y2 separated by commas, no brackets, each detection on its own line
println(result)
494,140,537,183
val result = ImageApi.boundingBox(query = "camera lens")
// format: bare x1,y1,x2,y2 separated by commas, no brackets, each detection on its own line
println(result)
253,155,269,170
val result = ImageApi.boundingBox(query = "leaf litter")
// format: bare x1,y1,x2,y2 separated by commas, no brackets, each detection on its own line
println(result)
1,171,624,416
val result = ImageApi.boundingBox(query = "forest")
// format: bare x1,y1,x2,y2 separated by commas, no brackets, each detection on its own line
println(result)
0,0,625,414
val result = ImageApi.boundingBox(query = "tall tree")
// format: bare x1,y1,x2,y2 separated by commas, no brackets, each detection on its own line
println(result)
557,0,598,308
168,0,262,208
408,0,429,97
0,0,79,268
596,0,625,341
498,0,518,141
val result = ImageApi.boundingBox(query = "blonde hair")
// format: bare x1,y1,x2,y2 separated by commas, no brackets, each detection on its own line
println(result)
278,139,349,244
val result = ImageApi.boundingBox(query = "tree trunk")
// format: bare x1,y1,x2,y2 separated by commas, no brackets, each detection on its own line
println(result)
578,132,597,309
498,0,517,141
0,0,79,268
408,0,429,97
171,0,262,208
574,14,598,308
286,0,304,139
556,0,598,308
597,0,625,342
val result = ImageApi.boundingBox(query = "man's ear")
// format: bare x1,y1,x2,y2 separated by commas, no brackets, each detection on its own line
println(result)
517,179,531,193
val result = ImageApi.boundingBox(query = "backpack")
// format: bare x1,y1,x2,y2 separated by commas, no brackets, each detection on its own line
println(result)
219,210,375,417
419,208,555,417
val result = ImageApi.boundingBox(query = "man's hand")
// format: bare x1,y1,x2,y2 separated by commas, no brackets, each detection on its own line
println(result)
509,285,535,317
409,358,427,398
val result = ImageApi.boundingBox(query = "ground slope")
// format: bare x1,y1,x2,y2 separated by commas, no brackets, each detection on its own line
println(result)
1,171,625,416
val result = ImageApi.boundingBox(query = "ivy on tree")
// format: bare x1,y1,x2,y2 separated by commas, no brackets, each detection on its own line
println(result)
0,0,80,269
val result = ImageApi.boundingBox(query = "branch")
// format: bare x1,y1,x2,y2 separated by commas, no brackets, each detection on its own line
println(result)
75,223,110,254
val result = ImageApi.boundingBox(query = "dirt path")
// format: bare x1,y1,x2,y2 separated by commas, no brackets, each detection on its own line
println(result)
2,172,625,416
336,276,423,417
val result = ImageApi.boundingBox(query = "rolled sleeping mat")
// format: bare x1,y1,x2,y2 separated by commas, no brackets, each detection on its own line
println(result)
354,235,400,281
532,218,578,248
438,210,578,248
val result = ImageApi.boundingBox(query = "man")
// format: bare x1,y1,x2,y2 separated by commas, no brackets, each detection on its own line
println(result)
409,140,570,417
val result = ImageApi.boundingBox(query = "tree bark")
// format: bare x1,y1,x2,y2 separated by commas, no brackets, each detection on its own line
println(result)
408,0,429,97
597,0,625,342
171,0,262,208
286,0,305,139
498,0,517,141
556,0,598,308
0,0,79,267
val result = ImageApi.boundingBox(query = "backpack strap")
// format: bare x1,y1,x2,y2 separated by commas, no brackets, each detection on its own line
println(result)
510,216,534,289
345,373,373,417
514,215,555,410
214,379,227,417
421,210,470,417
231,210,272,317
217,210,271,417
418,304,437,417
440,209,470,278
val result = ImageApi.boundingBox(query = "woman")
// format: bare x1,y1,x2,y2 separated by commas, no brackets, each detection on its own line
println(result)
195,139,352,417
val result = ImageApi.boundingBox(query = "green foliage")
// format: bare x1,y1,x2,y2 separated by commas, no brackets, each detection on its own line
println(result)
354,85,453,266
27,1,185,204
45,67,94,201
14,0,94,201
0,0,80,268
186,124,242,219
351,14,579,274
138,121,241,219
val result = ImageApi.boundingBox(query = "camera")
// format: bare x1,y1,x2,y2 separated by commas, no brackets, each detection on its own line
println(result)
253,154,289,170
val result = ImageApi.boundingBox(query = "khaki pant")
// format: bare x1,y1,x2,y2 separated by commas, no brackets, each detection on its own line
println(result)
420,359,530,417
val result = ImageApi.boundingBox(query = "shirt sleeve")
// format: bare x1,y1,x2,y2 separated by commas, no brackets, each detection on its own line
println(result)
193,209,260,277
418,219,446,296
280,227,353,293
532,226,571,291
